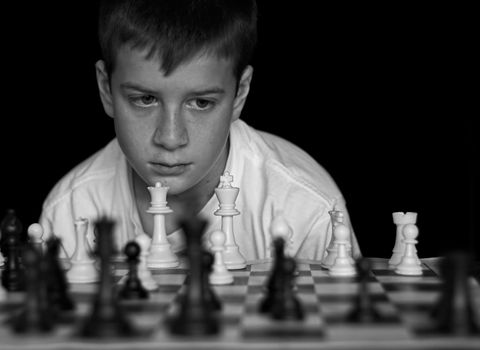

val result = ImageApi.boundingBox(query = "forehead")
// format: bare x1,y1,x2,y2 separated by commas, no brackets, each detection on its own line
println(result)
111,46,236,88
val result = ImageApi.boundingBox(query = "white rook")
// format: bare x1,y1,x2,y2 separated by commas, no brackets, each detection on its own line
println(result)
389,212,418,268
66,218,99,283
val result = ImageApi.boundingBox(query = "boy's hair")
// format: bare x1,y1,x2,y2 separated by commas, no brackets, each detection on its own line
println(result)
98,0,258,81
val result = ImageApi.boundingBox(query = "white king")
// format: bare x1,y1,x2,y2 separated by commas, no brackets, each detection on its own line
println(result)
146,181,178,268
215,171,239,215
214,171,246,269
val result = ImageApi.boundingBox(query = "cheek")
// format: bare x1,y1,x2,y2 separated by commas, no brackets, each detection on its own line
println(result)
205,119,231,154
114,116,151,160
113,99,153,144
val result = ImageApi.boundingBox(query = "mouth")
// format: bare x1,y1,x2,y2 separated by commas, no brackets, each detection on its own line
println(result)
149,162,190,176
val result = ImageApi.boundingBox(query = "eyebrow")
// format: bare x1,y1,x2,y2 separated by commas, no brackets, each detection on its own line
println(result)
120,82,158,95
120,82,226,96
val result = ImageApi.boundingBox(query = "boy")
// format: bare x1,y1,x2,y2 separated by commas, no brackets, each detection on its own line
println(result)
39,0,360,261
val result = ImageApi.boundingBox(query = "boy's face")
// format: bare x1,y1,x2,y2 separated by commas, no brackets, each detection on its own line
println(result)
96,46,252,196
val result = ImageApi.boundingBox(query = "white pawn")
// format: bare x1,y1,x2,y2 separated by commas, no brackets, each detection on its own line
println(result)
0,282,6,301
395,224,423,276
328,223,356,277
27,223,44,253
0,234,4,266
66,218,99,283
208,230,234,285
136,233,159,291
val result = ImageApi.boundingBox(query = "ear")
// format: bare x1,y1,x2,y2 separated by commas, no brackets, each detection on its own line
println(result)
95,60,115,118
232,65,254,121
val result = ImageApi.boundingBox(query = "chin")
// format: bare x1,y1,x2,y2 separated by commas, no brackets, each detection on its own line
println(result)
151,178,188,195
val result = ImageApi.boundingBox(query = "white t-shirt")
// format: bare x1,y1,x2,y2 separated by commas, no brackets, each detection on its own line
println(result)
39,119,360,262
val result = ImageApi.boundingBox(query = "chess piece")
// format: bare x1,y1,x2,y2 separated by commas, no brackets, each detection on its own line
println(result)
1,209,26,248
347,258,381,322
395,224,422,276
0,234,4,268
270,255,304,320
66,218,99,283
202,249,222,311
118,241,149,300
45,236,75,314
146,182,179,268
321,209,344,268
0,281,6,301
168,217,219,335
214,171,246,269
259,236,304,320
208,230,234,285
259,237,284,314
269,212,293,257
328,223,356,277
1,226,25,292
80,217,139,337
135,233,159,291
0,209,24,261
389,212,419,268
27,223,44,253
259,236,285,313
0,209,23,267
431,250,479,335
9,243,54,333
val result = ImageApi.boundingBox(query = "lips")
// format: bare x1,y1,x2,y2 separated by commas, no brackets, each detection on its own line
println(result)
149,162,189,176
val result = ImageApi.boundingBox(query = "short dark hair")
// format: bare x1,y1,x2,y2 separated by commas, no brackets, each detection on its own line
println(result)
98,0,257,80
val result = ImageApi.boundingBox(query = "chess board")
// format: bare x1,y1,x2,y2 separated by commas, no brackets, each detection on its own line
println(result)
0,258,479,350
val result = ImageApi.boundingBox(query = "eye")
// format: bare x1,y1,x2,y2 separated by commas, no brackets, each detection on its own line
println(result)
130,94,158,107
186,98,215,111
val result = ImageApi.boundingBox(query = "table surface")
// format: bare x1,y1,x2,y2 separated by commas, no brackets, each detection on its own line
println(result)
0,257,479,350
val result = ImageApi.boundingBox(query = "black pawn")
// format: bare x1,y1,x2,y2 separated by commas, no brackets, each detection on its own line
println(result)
203,250,222,311
9,243,54,333
270,256,304,320
79,217,139,337
347,257,381,323
118,241,149,300
432,250,479,335
259,237,286,314
45,237,75,314
168,216,219,335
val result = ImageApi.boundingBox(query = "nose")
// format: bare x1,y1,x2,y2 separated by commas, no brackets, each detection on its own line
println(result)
152,107,188,150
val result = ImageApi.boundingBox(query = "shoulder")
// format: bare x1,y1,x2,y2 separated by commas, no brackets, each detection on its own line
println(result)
41,139,124,213
39,139,134,257
231,120,344,207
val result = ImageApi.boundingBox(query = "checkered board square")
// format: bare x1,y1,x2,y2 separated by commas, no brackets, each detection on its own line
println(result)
0,258,479,350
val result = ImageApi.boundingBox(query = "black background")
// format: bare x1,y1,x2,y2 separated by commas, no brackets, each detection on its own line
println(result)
1,2,477,259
